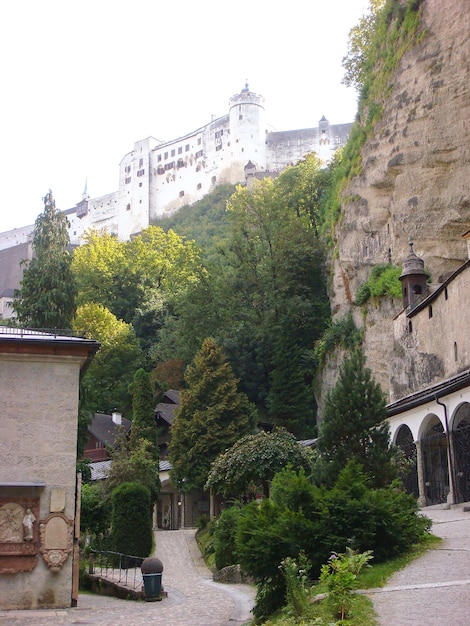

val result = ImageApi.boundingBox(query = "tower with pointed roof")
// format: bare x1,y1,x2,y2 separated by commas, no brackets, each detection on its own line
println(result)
399,242,428,309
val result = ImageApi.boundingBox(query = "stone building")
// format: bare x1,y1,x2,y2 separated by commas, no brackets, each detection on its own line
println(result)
388,234,470,506
0,328,99,609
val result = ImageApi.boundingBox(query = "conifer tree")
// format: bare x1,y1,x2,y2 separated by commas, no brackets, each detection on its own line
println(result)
317,348,397,488
169,337,257,491
130,368,158,461
14,190,76,329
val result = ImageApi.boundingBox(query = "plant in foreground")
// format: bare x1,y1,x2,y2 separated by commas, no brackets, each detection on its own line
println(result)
319,548,373,621
279,551,312,619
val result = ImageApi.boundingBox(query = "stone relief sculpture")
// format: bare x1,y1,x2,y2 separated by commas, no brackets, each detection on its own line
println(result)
0,502,24,543
22,508,36,541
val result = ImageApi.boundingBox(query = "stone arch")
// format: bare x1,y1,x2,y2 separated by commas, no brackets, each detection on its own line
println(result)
395,424,419,497
420,414,449,505
450,402,470,503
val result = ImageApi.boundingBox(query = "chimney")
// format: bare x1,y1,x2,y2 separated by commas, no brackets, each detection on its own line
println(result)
112,411,122,426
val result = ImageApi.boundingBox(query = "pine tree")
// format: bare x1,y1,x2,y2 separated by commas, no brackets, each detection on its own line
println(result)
130,368,158,461
317,348,397,488
169,337,257,491
14,190,77,329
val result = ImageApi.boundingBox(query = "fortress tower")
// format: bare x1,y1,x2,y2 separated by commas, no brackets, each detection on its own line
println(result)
229,83,267,183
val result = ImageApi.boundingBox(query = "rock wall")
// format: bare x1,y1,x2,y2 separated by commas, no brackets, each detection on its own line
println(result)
318,0,470,414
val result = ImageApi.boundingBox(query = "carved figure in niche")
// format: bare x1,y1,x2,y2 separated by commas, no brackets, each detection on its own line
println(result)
0,503,24,542
23,508,36,541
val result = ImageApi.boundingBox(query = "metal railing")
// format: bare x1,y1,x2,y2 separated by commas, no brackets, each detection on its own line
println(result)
88,550,145,592
0,325,86,338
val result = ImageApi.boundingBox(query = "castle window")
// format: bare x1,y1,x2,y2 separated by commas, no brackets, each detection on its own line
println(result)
185,144,190,152
125,177,131,184
137,169,145,177
179,190,184,198
408,320,413,333
157,167,165,175
454,342,458,361
195,150,203,159
197,183,202,190
216,144,222,151
211,176,216,185
171,149,176,157
126,203,131,210
198,138,202,145
445,287,448,300
239,115,243,120
164,162,175,171
157,155,162,162
139,182,142,187
215,130,224,139
413,285,422,295
164,152,168,159
139,158,144,167
177,159,185,168
178,146,183,154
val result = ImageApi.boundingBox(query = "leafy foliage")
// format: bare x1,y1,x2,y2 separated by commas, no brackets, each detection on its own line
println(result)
111,482,152,558
106,435,160,502
355,264,402,305
14,190,77,328
316,349,398,488
236,463,431,620
130,368,158,462
80,482,111,549
312,312,362,371
205,428,313,498
213,505,243,570
320,548,373,620
169,338,257,491
73,303,142,414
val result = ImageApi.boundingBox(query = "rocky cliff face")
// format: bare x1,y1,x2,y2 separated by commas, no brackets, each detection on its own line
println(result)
317,0,470,416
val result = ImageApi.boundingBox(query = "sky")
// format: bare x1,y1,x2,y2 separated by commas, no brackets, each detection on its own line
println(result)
0,0,368,233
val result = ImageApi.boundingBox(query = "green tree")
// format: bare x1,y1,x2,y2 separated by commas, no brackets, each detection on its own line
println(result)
14,190,77,328
106,435,160,501
205,428,312,498
316,348,397,487
169,338,256,491
73,303,142,414
130,368,158,461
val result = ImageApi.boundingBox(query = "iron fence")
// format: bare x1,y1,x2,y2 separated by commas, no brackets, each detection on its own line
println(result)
88,549,145,591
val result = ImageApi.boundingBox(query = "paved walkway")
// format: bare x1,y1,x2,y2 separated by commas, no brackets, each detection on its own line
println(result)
367,504,470,625
0,529,255,626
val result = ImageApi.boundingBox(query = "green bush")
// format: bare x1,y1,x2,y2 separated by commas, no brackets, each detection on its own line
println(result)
111,482,152,558
236,464,431,620
80,482,111,550
355,264,402,305
213,505,242,570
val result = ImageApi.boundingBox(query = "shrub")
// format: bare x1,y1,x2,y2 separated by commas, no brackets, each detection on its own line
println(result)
213,505,242,570
111,482,152,558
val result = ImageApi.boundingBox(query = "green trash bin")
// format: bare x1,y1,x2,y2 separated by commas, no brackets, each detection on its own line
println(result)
142,572,162,601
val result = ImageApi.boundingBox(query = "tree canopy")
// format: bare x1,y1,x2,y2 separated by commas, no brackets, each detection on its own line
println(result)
316,348,397,487
14,190,77,328
169,338,257,491
205,428,313,498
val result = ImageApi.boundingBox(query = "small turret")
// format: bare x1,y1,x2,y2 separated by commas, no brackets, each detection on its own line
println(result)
399,242,427,309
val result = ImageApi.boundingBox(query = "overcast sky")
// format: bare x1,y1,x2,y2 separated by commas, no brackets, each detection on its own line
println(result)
0,0,368,233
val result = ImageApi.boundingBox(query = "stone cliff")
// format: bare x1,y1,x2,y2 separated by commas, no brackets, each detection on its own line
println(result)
317,0,470,416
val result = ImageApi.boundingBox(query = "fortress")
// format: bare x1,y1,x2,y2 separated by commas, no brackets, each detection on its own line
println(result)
1,84,352,251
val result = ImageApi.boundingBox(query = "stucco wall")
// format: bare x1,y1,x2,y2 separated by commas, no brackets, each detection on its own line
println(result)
0,352,83,609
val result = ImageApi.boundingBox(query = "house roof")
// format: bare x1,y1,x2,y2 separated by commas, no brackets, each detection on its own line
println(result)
163,389,180,404
88,412,131,447
155,402,178,426
88,458,171,481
